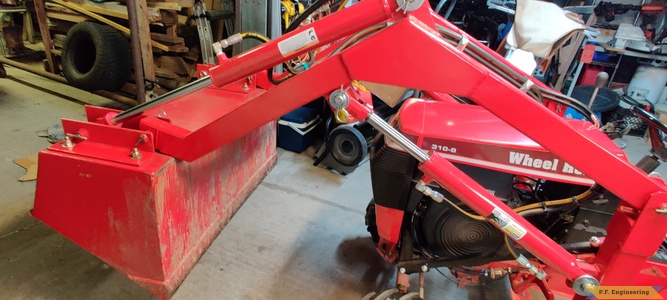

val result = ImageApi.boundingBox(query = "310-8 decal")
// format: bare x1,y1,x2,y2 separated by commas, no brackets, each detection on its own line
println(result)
431,144,457,153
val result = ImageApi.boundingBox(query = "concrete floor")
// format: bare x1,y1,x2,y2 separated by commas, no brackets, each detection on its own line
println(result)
0,65,663,300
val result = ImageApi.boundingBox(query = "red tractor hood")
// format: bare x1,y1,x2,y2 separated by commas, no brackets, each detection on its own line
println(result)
393,99,628,186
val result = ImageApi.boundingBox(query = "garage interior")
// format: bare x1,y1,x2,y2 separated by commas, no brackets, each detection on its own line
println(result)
1,0,667,299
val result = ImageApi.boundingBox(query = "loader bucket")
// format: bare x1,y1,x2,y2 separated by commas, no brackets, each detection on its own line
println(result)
32,84,277,299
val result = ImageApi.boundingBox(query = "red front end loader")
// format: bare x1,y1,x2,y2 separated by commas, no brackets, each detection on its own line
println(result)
33,0,667,298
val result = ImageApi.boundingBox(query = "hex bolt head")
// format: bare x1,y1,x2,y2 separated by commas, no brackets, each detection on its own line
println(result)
589,236,601,247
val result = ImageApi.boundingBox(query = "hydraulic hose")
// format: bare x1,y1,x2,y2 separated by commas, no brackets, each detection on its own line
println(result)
337,0,349,11
284,0,330,34
239,32,291,85
513,190,592,214
240,31,271,43
432,188,594,222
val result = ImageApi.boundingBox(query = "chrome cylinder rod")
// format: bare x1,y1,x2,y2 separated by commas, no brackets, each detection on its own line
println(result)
366,113,430,163
113,76,213,123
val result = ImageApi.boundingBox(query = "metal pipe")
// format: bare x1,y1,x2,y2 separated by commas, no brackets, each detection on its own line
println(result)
366,113,430,162
126,0,147,103
0,56,138,106
443,0,457,19
113,76,212,122
633,0,646,26
434,0,448,14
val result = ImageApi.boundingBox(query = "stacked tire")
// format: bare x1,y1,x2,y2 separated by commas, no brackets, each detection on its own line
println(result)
61,22,131,92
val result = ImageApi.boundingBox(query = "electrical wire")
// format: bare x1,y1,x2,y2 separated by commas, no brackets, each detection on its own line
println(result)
284,51,316,74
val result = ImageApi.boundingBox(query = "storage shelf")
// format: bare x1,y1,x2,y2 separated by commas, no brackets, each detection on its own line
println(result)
588,61,618,68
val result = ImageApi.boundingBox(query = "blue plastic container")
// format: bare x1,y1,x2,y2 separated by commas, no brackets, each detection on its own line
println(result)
564,107,602,121
277,107,322,153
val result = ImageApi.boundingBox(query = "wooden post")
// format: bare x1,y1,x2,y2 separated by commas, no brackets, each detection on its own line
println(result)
127,0,155,102
33,0,55,73
134,0,155,85
126,0,147,103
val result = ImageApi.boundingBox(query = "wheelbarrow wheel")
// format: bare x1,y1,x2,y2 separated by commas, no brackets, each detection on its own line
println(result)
62,22,131,92
328,124,367,167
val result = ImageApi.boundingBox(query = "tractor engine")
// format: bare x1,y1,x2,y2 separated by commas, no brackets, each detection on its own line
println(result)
364,98,625,267
367,141,592,263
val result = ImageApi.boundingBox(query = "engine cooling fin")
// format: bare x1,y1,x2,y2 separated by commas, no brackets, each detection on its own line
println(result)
439,212,500,257
416,200,504,259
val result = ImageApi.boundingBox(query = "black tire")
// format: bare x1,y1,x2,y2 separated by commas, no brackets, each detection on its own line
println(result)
62,22,131,92
365,199,379,243
328,125,367,167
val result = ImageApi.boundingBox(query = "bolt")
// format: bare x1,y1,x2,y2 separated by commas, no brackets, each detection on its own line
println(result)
332,95,344,107
135,134,147,146
200,70,209,77
61,135,74,148
421,265,428,272
242,82,249,90
329,90,349,110
656,205,667,215
590,236,601,247
130,147,143,160
399,268,406,274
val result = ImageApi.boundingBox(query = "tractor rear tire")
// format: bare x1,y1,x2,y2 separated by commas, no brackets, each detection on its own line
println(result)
365,199,379,243
62,22,131,92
